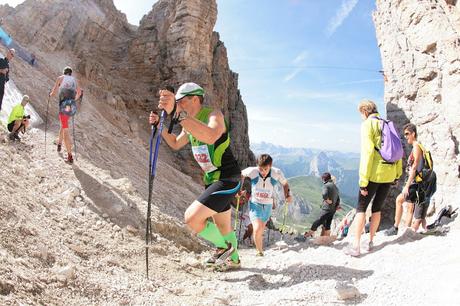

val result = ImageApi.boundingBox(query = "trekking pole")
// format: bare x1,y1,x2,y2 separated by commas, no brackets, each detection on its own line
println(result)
145,111,167,279
281,202,288,241
233,195,240,231
146,86,173,279
44,93,51,156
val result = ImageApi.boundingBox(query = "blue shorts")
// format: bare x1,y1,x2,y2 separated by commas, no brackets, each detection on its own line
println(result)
249,202,272,223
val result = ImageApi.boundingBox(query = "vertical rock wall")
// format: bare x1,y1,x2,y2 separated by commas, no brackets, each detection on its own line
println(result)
374,0,460,225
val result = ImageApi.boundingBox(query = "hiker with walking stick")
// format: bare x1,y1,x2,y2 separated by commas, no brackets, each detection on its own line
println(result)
49,66,82,164
149,82,241,271
241,154,292,257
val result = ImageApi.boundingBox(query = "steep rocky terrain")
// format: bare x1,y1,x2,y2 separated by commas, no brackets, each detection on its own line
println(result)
0,0,460,305
374,0,460,225
1,125,459,305
0,0,253,195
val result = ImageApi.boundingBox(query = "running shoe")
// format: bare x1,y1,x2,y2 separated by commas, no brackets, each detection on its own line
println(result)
204,247,226,266
205,242,234,266
215,259,241,272
362,241,374,252
384,226,398,236
343,245,360,257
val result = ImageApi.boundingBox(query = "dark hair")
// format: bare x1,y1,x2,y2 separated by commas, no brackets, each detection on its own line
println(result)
403,123,417,138
321,172,332,182
63,66,73,75
257,154,273,167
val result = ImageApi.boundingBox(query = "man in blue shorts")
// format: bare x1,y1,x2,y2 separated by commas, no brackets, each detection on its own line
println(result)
241,154,292,256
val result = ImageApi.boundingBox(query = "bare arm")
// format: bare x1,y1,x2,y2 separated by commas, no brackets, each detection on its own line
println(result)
75,78,82,101
149,111,189,150
49,76,62,97
179,110,226,145
160,128,189,150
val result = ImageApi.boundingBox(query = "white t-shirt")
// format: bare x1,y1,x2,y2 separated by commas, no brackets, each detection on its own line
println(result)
242,166,287,205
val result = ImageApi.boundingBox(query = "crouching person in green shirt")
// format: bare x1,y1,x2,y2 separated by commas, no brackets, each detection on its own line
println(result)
7,95,31,141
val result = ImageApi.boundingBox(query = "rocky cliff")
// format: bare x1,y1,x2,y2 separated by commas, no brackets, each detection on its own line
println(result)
374,0,460,225
0,0,254,192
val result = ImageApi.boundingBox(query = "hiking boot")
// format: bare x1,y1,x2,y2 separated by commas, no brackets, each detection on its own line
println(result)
343,245,360,257
362,241,374,252
66,154,74,165
385,226,398,236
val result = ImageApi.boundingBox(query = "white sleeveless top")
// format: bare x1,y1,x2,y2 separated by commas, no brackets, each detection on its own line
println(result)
59,75,77,91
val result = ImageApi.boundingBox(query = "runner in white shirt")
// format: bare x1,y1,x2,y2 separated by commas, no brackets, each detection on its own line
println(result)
241,154,292,256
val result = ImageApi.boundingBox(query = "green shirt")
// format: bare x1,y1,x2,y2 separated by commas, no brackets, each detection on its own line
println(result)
359,113,403,187
8,104,25,125
188,107,240,185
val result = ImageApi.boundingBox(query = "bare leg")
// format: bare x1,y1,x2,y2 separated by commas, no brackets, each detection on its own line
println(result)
412,219,422,231
58,128,64,145
369,212,381,242
11,120,21,133
352,212,366,250
394,194,404,227
212,209,232,236
252,219,266,254
405,202,414,227
63,128,72,155
322,230,331,236
184,201,217,233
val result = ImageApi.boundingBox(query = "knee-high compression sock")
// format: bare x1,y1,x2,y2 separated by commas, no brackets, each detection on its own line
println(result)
198,221,227,248
223,231,239,262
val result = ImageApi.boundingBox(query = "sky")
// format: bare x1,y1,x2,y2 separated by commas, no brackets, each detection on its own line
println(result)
0,0,384,153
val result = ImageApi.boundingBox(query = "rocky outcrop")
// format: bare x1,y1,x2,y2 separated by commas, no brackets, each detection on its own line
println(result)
0,0,254,193
374,0,460,225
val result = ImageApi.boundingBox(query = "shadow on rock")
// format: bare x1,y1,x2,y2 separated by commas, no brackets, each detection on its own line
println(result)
73,166,144,232
223,264,373,291
359,229,426,257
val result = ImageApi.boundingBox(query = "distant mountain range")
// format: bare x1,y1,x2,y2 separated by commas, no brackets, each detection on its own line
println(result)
251,141,360,203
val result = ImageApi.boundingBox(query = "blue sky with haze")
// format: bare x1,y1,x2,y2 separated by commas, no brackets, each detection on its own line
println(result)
1,0,383,152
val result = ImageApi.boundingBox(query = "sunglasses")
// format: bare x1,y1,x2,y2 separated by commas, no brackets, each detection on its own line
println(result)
404,132,411,136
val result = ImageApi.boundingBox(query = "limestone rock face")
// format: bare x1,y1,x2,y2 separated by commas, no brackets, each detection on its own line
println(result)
0,0,254,192
374,0,460,225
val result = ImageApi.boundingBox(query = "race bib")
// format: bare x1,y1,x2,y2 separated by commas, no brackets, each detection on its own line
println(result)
253,187,273,205
192,145,218,173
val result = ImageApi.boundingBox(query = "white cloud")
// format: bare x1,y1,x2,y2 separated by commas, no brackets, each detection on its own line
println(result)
283,68,303,82
283,50,308,82
292,50,308,64
326,0,359,37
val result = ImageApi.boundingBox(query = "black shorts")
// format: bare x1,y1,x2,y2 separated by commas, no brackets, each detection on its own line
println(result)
197,179,241,213
414,202,429,220
7,121,24,132
405,183,421,203
357,181,391,213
